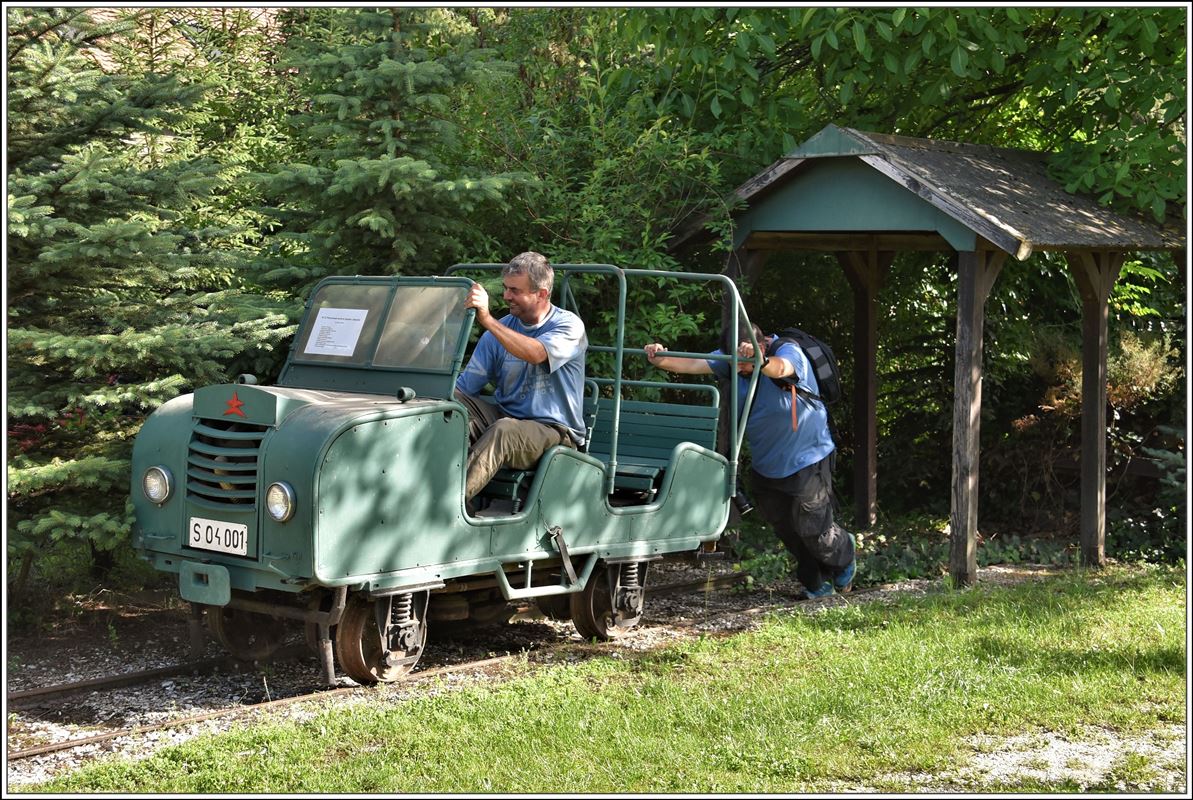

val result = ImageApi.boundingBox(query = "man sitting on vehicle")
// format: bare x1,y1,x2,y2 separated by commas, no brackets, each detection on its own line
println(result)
455,251,588,508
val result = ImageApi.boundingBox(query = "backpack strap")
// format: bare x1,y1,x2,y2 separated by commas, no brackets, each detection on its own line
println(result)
766,338,825,408
742,340,831,434
791,383,824,407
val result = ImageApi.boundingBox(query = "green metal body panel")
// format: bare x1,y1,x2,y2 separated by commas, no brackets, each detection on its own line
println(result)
731,157,977,252
313,401,474,581
134,389,730,598
131,270,754,605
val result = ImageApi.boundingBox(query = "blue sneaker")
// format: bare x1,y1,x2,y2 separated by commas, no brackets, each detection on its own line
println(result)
834,560,856,593
797,581,835,600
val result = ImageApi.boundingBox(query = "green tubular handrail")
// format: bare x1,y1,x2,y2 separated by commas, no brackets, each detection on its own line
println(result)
445,263,760,500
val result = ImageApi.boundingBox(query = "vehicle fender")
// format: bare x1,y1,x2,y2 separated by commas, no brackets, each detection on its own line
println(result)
131,393,196,549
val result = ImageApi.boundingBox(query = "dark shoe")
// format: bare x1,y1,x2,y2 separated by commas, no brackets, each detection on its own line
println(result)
793,581,834,601
732,491,754,517
834,560,856,593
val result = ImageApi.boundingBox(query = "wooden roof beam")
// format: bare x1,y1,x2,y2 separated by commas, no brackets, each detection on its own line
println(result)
744,231,963,253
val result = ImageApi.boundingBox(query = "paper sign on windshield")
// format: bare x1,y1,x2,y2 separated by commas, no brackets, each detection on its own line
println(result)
304,307,369,356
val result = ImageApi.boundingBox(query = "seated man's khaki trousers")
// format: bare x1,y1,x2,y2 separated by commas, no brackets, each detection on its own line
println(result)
454,391,576,501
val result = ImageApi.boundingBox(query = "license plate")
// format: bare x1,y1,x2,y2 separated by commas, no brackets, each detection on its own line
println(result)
188,517,249,556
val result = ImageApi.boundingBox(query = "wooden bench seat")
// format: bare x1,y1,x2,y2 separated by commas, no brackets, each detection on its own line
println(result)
478,381,599,511
478,384,721,509
586,399,719,495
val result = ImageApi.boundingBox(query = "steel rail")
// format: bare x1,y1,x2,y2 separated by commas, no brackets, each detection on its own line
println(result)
6,656,236,706
5,644,311,707
6,653,524,762
7,575,741,705
647,572,746,596
7,573,750,762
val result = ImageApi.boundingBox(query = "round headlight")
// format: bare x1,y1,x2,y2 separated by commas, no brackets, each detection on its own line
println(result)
143,466,173,504
266,482,296,522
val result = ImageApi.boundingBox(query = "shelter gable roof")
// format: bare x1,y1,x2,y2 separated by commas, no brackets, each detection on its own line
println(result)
673,124,1184,257
840,126,1180,256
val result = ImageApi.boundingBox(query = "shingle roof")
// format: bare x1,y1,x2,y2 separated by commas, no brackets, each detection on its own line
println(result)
672,124,1185,259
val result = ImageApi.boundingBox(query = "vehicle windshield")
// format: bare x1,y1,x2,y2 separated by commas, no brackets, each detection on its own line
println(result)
293,281,471,372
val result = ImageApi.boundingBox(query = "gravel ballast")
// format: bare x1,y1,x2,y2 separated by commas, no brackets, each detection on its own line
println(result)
5,562,1185,792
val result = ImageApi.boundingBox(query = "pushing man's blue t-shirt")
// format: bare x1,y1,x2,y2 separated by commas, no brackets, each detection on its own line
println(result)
709,339,835,479
455,305,587,445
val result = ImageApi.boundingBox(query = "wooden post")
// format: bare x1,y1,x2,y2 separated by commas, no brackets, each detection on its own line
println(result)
837,249,893,528
1065,251,1125,568
950,250,1005,586
720,245,770,335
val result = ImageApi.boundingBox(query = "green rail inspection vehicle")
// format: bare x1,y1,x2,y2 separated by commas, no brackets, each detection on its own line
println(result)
131,265,762,684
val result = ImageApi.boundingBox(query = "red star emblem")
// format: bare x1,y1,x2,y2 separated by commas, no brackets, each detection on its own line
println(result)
223,392,247,418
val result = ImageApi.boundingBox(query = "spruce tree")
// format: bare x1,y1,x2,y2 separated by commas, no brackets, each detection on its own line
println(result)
254,8,523,289
6,9,291,589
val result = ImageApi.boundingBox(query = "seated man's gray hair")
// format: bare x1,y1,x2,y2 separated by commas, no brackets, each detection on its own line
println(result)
505,251,554,294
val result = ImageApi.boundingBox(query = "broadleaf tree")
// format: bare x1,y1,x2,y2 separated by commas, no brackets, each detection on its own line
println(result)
558,6,1186,520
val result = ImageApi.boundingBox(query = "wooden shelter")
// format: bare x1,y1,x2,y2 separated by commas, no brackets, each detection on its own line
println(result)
671,124,1184,584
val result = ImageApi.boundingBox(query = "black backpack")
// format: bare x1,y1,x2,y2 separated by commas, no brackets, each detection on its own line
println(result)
766,327,842,406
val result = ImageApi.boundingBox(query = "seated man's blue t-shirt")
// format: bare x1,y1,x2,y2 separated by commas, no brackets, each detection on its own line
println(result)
709,339,835,479
456,305,587,445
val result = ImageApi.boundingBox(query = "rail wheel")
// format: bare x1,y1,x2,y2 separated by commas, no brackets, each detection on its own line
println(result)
569,561,647,641
336,593,427,684
207,605,286,661
535,593,573,621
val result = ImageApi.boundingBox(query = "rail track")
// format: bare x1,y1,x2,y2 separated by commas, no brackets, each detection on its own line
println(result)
6,647,307,710
8,571,848,764
6,653,525,761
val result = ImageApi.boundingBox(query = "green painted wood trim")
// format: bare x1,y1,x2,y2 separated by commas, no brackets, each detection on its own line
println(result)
732,158,978,252
784,123,876,158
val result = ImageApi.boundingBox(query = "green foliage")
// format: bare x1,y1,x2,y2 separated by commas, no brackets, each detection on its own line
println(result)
6,9,293,589
614,7,1185,222
4,7,1185,597
1107,509,1187,564
1112,254,1186,325
734,509,1087,591
731,516,793,587
976,534,1075,567
978,312,1185,538
104,9,302,257
1141,423,1188,539
252,8,523,291
852,517,950,584
1024,328,1181,418
854,518,1080,586
599,7,1185,519
451,9,738,378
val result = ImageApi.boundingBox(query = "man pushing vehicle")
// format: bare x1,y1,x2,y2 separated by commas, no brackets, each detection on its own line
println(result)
643,323,856,599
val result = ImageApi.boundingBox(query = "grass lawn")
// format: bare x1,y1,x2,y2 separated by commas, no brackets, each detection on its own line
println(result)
33,562,1186,793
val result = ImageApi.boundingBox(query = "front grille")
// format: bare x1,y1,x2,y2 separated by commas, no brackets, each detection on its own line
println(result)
186,419,269,508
